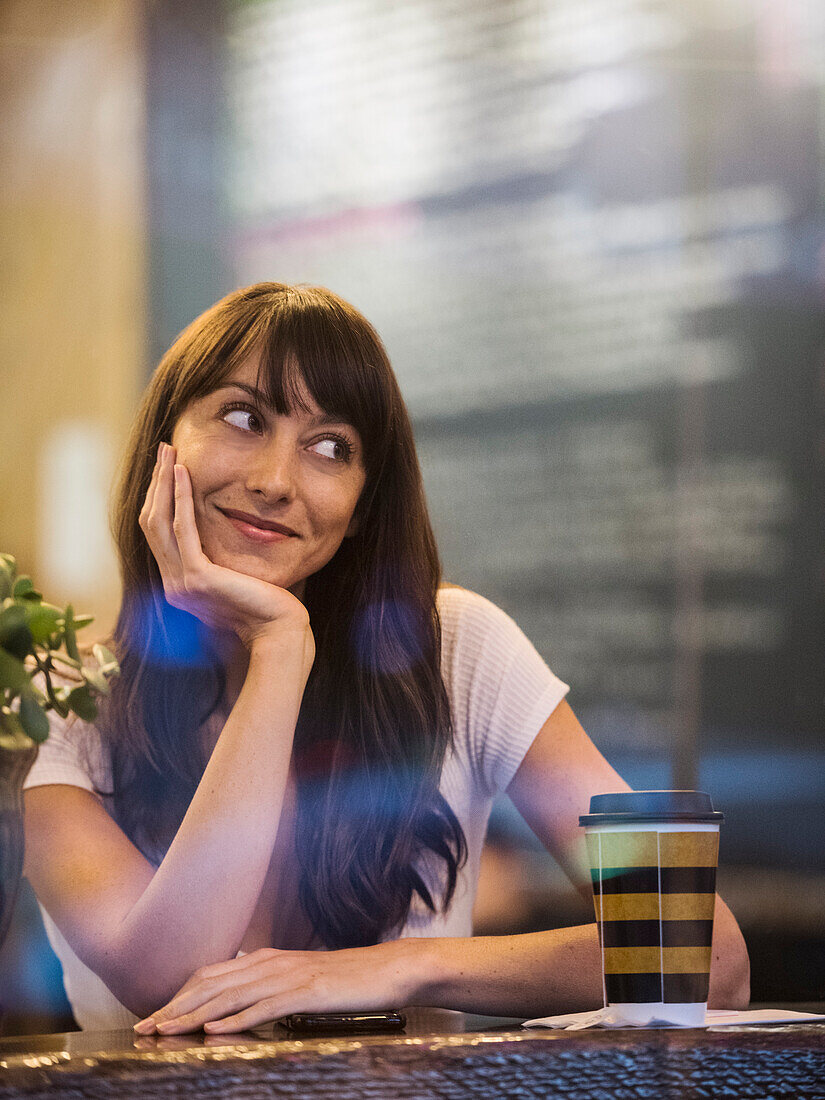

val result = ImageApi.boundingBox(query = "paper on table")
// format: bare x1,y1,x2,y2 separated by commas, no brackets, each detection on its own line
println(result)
522,1008,825,1030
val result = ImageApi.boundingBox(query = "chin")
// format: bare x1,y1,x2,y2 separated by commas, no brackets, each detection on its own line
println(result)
203,540,297,590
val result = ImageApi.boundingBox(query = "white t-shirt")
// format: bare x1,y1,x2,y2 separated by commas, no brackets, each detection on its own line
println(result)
24,586,569,1029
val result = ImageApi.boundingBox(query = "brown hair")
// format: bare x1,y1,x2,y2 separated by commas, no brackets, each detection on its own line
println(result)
97,283,466,947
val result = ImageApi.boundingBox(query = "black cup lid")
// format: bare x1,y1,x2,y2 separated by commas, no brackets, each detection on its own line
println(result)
579,790,723,826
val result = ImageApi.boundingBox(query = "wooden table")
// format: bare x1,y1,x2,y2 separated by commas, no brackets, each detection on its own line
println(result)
1,1006,823,1098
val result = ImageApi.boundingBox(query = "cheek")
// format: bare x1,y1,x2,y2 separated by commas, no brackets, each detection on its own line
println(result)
173,431,233,495
310,483,363,539
171,428,208,466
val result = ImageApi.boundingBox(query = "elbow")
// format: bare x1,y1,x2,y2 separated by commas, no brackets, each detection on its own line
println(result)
91,930,245,1019
730,942,751,1009
709,954,750,1010
121,996,157,1022
708,928,751,1010
106,975,176,1021
112,977,184,1021
93,953,186,1020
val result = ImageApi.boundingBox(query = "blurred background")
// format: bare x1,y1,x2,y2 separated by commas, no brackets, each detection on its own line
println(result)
1,0,823,1034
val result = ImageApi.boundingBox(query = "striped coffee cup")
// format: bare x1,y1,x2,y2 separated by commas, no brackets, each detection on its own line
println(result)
580,791,723,1027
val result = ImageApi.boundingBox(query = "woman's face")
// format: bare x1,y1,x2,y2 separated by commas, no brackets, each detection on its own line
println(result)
170,355,367,598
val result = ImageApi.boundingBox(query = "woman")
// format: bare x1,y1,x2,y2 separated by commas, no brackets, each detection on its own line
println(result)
23,283,749,1034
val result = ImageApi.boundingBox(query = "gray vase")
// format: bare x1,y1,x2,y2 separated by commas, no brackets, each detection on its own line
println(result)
0,741,38,952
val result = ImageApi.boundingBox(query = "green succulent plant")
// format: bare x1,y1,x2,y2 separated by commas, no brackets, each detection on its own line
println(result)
0,553,120,751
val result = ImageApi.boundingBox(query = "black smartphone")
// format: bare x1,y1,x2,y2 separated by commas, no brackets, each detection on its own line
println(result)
278,1011,406,1033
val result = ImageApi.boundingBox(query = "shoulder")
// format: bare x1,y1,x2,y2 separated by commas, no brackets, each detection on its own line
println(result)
437,584,514,635
436,584,545,704
436,584,532,662
436,585,570,796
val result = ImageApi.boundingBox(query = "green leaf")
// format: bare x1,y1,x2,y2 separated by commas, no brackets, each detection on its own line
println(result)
18,693,50,742
0,706,21,732
0,731,29,752
92,643,117,667
26,681,48,706
0,604,26,628
0,603,33,661
72,614,94,630
64,604,81,662
82,666,110,695
25,603,63,646
0,646,31,695
0,706,30,751
0,554,16,582
13,576,34,598
0,704,27,740
67,684,98,722
92,643,120,680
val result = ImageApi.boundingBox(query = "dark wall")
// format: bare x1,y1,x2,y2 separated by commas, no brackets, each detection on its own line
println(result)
145,0,230,372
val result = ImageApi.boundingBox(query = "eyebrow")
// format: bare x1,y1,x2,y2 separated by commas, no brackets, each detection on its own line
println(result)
215,382,351,429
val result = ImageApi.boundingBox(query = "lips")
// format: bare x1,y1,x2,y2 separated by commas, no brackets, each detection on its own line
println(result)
218,508,297,536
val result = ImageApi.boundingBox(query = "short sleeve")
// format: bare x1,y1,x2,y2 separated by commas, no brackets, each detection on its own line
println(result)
438,587,570,797
23,676,110,796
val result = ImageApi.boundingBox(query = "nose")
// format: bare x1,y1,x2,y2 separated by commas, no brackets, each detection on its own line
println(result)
244,434,298,503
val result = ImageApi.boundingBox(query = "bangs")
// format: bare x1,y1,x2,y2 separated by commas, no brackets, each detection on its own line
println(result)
254,290,394,473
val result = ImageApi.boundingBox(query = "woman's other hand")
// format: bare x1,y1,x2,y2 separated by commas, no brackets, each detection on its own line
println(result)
133,943,416,1035
139,442,313,660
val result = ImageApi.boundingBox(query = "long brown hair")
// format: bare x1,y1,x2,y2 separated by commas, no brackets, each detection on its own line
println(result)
96,283,466,947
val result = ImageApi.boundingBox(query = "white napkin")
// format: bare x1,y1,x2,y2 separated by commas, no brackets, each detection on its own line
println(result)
522,1007,825,1030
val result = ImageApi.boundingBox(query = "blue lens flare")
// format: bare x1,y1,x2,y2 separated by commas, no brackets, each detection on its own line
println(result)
133,588,214,668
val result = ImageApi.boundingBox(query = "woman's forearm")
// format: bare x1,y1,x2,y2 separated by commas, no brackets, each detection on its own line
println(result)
405,900,750,1018
107,630,311,1015
407,925,604,1017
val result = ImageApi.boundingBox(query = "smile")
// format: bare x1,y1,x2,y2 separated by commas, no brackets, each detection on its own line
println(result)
217,508,297,543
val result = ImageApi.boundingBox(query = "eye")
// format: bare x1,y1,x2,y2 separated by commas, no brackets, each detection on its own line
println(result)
219,401,263,433
309,435,355,462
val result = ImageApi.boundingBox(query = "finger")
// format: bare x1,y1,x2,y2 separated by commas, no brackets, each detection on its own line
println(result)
156,964,288,1033
155,976,280,1034
155,444,184,566
175,950,274,995
203,991,306,1034
145,952,280,1029
172,462,209,570
138,443,163,527
143,444,184,581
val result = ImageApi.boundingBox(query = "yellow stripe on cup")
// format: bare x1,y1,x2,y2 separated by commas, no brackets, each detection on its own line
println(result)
599,893,717,921
603,946,713,974
658,832,718,868
591,831,718,869
588,832,658,868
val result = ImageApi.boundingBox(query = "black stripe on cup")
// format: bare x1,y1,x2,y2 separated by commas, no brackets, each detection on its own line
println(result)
592,866,717,894
601,920,714,949
605,973,711,1004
